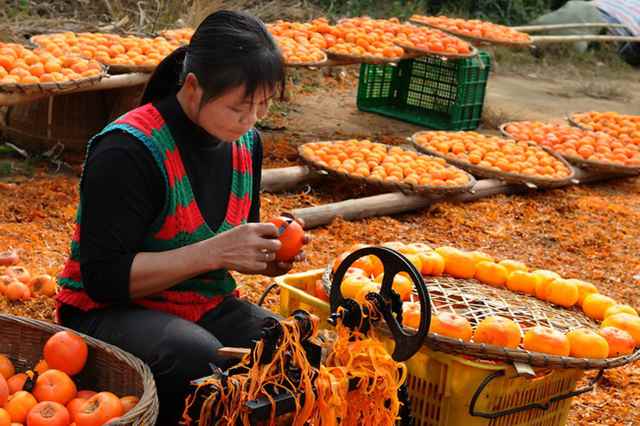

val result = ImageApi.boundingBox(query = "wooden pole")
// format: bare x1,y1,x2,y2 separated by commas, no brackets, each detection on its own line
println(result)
531,35,640,44
291,168,631,229
0,73,151,107
513,23,628,32
261,166,319,193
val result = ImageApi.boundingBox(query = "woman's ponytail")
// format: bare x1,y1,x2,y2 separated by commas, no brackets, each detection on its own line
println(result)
139,45,188,105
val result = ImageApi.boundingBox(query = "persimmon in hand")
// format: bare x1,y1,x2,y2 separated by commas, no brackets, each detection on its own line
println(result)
268,216,305,262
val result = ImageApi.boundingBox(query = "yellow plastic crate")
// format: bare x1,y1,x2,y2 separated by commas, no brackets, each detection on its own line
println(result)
274,270,583,426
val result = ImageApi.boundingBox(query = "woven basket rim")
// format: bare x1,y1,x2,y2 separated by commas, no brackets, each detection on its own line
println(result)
0,313,159,424
324,49,413,65
0,63,107,95
320,266,640,370
298,141,477,195
393,40,480,59
285,50,328,67
408,17,533,47
499,122,640,176
410,131,577,188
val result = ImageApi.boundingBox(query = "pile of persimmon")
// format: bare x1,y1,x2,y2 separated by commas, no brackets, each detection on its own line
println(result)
300,140,472,187
504,121,640,168
31,32,182,68
0,251,57,302
0,42,103,86
413,131,572,179
324,17,406,60
267,19,332,50
391,23,473,56
325,242,639,359
160,28,194,44
271,36,326,65
572,111,640,143
0,330,139,425
410,15,531,44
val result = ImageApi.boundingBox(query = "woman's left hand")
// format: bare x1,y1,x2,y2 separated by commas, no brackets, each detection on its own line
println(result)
261,217,311,277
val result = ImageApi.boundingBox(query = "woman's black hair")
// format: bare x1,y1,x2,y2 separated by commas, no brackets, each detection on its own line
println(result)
140,10,285,106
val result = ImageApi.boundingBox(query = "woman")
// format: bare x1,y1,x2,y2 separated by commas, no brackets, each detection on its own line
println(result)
55,10,306,424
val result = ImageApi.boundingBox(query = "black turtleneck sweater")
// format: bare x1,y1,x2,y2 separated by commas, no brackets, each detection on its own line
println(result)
78,96,263,304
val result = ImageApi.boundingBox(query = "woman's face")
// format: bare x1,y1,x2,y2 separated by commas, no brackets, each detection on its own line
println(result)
180,74,273,142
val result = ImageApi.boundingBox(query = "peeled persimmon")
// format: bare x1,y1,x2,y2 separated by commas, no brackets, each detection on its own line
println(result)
29,275,57,297
601,313,640,345
33,370,77,405
506,270,539,295
569,279,598,306
436,247,475,279
473,316,522,349
402,302,421,329
498,259,528,274
43,331,88,376
6,267,30,284
474,261,508,288
74,392,124,426
546,278,579,308
6,282,30,302
0,355,15,380
429,312,473,341
599,327,636,357
583,294,617,321
532,269,561,300
604,304,638,319
566,328,609,359
469,251,494,265
418,251,445,276
5,391,37,423
340,275,374,301
523,326,570,356
0,375,8,407
26,401,70,426
0,408,9,426
374,273,413,301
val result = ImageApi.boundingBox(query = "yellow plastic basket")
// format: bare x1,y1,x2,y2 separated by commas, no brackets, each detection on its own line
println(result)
274,269,585,426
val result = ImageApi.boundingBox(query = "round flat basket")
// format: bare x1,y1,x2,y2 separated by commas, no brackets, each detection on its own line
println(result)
0,68,107,95
107,63,157,74
410,131,576,188
499,123,640,176
298,142,477,196
321,267,640,370
409,18,533,48
394,41,479,59
286,51,328,68
0,314,159,425
325,50,410,65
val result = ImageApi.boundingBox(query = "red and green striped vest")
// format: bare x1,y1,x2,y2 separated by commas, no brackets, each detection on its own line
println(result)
56,103,255,322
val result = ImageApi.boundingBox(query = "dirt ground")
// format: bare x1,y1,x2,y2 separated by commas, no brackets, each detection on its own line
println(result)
1,53,640,425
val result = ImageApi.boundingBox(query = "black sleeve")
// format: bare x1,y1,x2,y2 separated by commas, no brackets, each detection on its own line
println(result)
248,131,263,223
79,131,164,304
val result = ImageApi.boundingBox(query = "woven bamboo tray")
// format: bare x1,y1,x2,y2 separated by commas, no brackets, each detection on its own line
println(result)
410,131,577,188
285,51,328,67
298,142,477,196
499,123,640,176
107,63,157,74
324,50,414,65
394,41,479,59
321,267,640,370
409,18,533,47
0,314,159,425
0,68,107,95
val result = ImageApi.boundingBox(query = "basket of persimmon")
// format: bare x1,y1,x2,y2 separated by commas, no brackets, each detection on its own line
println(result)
0,314,158,425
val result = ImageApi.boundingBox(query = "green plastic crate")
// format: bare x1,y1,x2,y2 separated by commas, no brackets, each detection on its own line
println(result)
357,51,492,131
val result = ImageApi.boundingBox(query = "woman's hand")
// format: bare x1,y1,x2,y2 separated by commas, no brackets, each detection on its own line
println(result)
204,223,282,274
260,218,312,277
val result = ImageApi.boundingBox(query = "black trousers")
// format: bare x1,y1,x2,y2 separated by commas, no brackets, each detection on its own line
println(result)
59,297,279,425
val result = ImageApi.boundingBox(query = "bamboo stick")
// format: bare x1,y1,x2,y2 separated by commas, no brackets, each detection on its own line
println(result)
291,167,630,229
513,23,628,32
261,166,320,193
532,34,640,44
0,73,151,107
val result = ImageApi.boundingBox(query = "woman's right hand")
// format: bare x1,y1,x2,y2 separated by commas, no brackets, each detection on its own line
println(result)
203,223,282,274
